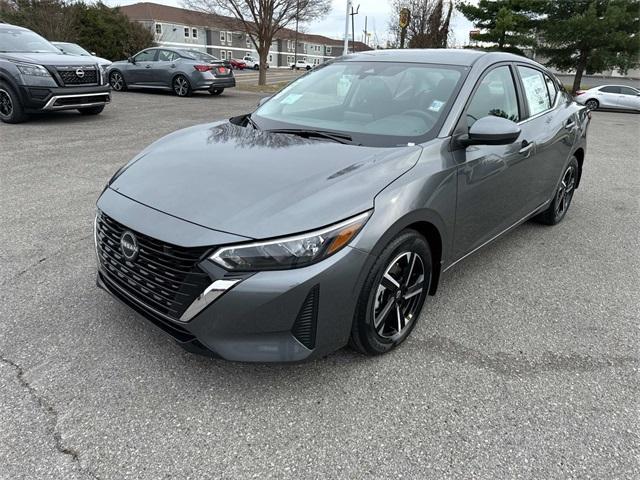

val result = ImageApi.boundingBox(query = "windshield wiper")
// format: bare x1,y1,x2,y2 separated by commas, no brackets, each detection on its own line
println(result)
266,128,353,145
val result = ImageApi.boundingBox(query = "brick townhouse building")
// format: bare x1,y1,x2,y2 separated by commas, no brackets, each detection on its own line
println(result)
120,2,372,67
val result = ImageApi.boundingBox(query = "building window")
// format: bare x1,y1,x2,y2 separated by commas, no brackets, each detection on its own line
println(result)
226,32,232,44
192,28,198,39
326,46,331,54
184,27,190,38
220,31,225,43
220,50,226,60
155,23,162,35
246,35,251,47
227,50,232,60
245,51,251,57
268,54,273,63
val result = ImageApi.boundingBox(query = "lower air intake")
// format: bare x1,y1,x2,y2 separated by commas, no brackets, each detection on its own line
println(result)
292,285,319,350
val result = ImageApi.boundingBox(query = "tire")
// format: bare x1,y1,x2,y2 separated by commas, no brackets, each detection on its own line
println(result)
534,156,579,225
253,64,259,70
306,66,311,70
585,99,598,110
109,71,127,92
0,82,28,124
172,75,192,97
350,230,432,355
78,105,105,115
209,88,224,96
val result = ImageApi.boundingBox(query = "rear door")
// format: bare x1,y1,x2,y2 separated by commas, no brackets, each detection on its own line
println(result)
128,49,157,84
152,49,179,86
596,85,621,108
617,86,640,110
451,64,534,259
514,65,574,206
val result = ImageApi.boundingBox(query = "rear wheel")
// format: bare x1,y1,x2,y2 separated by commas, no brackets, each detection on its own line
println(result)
109,71,126,91
0,82,28,124
534,156,579,225
78,105,105,115
585,99,599,110
172,75,191,97
350,230,431,355
209,88,224,96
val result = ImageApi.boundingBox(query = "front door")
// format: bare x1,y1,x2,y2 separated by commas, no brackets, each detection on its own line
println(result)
128,49,157,85
617,86,640,111
452,64,536,259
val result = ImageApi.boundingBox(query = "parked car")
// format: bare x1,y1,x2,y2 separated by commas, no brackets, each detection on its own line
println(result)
0,23,110,123
108,48,235,97
229,58,246,70
242,55,269,70
575,84,640,112
290,59,313,70
51,41,111,71
95,49,589,362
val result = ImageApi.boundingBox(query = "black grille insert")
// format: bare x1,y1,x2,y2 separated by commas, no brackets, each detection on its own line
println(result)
57,67,98,85
292,285,319,349
96,211,212,322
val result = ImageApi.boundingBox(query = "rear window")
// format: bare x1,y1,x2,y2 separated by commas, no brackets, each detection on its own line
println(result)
178,49,219,62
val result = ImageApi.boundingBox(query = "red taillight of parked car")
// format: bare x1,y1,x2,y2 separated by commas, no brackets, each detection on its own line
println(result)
194,65,213,72
216,67,228,75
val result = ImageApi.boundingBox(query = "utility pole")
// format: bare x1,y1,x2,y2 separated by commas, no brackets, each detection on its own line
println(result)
343,0,350,55
399,8,410,49
362,16,367,47
350,4,360,53
294,0,299,66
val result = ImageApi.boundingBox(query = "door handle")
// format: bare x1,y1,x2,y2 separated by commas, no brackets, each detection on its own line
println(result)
519,141,534,155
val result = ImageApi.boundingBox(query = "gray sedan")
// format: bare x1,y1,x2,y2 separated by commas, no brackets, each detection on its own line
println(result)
575,84,640,111
95,49,590,362
107,47,235,96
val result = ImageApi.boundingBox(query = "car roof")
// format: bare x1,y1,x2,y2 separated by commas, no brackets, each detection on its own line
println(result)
342,48,529,67
597,84,638,89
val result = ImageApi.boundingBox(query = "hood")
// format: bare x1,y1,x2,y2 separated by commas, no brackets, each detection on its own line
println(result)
0,52,102,67
110,121,422,239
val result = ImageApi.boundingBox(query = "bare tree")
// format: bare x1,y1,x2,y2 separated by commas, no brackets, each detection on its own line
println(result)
183,0,331,85
388,0,453,48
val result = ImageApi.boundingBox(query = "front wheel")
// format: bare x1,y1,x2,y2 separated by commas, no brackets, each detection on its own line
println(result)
253,64,259,70
350,230,431,355
172,75,191,97
0,82,28,124
109,71,127,92
534,156,579,225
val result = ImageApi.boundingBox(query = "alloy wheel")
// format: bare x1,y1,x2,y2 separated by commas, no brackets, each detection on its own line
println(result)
174,76,189,96
110,72,123,91
373,251,426,340
585,99,598,110
0,89,13,117
554,165,576,218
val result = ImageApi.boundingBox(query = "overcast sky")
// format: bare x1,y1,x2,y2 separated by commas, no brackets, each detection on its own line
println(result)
104,0,475,47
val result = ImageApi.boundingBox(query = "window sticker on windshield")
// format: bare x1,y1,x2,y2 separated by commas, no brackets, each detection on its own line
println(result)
428,100,445,112
281,93,303,105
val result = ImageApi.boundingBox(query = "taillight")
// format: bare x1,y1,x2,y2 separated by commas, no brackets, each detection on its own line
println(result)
216,67,228,74
194,65,212,72
576,90,586,96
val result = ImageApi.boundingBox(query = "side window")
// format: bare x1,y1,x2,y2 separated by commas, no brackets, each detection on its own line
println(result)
466,66,519,127
518,66,551,116
158,50,177,62
134,50,156,62
600,86,621,94
544,74,557,105
620,86,638,96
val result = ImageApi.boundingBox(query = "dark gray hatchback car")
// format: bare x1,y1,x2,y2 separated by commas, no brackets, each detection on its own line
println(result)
95,49,590,362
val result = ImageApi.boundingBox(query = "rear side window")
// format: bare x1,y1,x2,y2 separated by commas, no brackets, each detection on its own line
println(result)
518,66,551,116
158,50,177,62
466,66,519,127
620,86,638,96
600,86,621,94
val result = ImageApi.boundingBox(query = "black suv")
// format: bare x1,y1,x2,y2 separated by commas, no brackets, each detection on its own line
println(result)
0,23,111,123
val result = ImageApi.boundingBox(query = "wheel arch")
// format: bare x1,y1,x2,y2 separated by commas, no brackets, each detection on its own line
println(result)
405,220,443,295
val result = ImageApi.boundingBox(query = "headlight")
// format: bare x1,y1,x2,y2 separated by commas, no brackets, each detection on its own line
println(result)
16,63,51,77
210,211,371,271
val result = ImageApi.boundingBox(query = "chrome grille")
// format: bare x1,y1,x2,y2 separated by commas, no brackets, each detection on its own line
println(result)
95,211,212,321
57,67,98,85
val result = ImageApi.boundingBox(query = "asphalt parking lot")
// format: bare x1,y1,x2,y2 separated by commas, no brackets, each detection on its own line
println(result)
0,90,638,479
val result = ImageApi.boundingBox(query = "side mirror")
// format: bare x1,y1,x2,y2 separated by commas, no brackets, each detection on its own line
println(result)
460,116,521,147
128,56,135,64
91,51,97,56
257,95,271,107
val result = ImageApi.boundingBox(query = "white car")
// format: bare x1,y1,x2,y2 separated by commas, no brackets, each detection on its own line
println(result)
242,55,269,71
575,84,640,112
290,59,313,70
51,41,112,70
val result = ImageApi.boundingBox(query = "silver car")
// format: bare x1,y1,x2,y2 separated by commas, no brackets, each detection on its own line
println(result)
575,84,640,111
107,47,235,97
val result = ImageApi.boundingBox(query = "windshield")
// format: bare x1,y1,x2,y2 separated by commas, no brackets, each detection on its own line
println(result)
55,42,91,56
0,28,61,53
253,61,466,147
178,49,219,62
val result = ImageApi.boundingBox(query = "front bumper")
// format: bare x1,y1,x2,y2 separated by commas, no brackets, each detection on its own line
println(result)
95,191,369,362
17,84,111,112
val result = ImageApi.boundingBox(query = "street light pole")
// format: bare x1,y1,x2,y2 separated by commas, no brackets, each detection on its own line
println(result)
343,0,350,55
350,4,360,54
294,0,299,66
